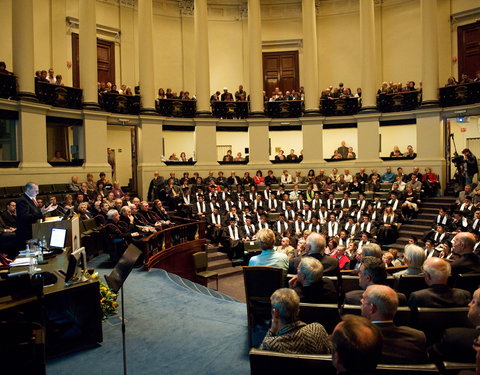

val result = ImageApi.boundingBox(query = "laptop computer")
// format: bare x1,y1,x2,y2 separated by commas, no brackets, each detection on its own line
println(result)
49,227,68,254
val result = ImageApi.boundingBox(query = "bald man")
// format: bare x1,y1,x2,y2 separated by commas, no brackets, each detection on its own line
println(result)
431,288,480,363
361,285,428,364
408,257,471,309
451,232,480,275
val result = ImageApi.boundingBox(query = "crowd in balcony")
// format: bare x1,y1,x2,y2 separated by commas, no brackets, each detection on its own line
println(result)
321,83,362,100
377,80,420,94
158,88,195,100
98,82,134,96
445,71,480,86
35,68,64,86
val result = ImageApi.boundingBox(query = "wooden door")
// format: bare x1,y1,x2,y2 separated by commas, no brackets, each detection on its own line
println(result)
72,33,116,88
262,51,299,97
458,22,480,78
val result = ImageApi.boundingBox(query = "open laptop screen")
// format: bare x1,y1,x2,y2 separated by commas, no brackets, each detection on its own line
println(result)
50,227,67,249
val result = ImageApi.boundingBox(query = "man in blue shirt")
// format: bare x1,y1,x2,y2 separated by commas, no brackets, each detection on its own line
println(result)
249,228,288,272
381,167,396,183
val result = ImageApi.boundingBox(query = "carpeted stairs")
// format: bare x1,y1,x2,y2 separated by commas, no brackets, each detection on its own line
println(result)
390,196,456,250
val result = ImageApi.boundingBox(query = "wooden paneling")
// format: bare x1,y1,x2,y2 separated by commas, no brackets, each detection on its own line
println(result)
458,22,480,78
262,51,299,97
71,33,116,88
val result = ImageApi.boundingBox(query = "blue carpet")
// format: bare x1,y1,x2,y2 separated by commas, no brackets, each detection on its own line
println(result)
46,266,250,375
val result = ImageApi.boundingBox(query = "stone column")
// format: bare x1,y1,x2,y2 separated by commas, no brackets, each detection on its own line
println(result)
248,119,270,165
301,119,323,163
248,0,264,116
12,0,36,101
18,105,49,167
83,111,109,169
359,0,377,111
79,0,99,109
421,0,439,107
137,116,164,197
195,119,218,165
302,0,319,115
138,0,156,113
194,0,211,116
357,115,380,162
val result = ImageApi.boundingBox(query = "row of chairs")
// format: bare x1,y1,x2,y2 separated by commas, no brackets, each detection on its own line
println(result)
243,267,478,346
249,348,474,375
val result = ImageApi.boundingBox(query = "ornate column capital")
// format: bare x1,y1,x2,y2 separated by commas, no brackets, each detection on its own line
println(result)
179,0,194,16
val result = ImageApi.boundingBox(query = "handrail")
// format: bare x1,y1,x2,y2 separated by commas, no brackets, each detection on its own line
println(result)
140,217,206,264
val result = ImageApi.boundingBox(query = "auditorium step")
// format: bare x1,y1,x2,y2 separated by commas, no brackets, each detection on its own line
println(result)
389,195,456,251
206,244,244,279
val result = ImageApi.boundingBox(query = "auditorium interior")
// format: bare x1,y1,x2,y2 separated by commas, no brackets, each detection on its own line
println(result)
1,0,480,374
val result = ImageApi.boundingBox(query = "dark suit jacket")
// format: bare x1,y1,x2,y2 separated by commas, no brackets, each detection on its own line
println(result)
288,253,339,276
345,288,407,306
451,253,480,275
294,278,338,304
431,327,478,363
374,322,428,364
1,210,16,228
16,193,43,247
408,284,471,309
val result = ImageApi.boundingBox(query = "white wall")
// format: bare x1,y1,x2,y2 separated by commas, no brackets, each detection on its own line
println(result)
216,131,249,159
379,124,417,157
449,116,480,154
163,131,195,160
269,130,303,158
107,125,133,186
322,128,358,159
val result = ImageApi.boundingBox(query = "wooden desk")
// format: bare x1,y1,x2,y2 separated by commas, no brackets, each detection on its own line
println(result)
8,253,103,358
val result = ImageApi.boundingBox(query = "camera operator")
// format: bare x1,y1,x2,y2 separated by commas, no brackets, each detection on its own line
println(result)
462,148,478,186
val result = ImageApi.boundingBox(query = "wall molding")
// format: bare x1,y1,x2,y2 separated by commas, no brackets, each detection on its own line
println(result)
66,16,121,42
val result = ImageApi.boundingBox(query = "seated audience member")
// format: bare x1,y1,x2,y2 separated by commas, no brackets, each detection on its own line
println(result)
451,232,480,275
345,256,406,305
264,170,278,186
259,288,332,354
333,245,350,270
381,167,396,183
408,257,471,309
1,200,17,229
431,287,480,363
0,61,13,75
289,257,337,303
275,150,286,161
69,175,81,191
394,244,425,276
295,232,339,276
49,150,66,162
404,145,417,158
276,237,295,260
331,315,383,375
286,149,298,161
361,285,428,364
249,228,288,272
222,218,244,260
390,145,402,158
222,150,234,162
104,209,140,259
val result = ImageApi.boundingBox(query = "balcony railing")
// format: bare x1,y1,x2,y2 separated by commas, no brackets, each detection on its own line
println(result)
211,101,249,119
265,100,304,118
99,92,140,114
440,82,480,107
0,74,17,99
320,97,360,116
377,91,421,112
156,99,196,117
36,82,83,109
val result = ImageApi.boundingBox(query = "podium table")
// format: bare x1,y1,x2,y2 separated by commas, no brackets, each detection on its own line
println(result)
6,252,103,358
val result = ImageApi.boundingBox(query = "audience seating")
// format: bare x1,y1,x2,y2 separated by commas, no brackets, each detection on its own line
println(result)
411,307,472,344
452,273,480,295
394,275,427,299
243,266,285,347
192,251,219,291
298,303,341,334
79,218,102,259
249,348,440,375
340,275,361,295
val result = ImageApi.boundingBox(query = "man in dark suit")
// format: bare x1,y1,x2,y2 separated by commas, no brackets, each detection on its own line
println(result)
408,257,471,309
289,232,339,276
1,200,17,228
430,287,480,363
288,257,337,304
345,256,407,305
361,284,428,364
451,232,480,275
16,182,45,250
